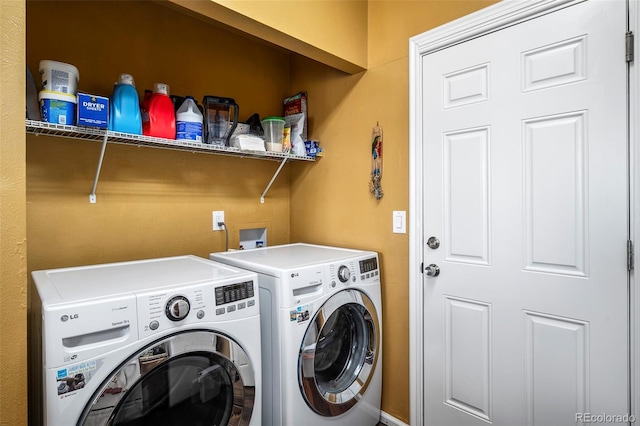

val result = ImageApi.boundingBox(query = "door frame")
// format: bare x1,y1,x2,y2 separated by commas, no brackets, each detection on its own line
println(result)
408,0,639,424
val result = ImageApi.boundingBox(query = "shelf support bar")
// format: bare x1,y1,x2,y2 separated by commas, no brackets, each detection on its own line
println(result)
261,152,290,203
89,133,109,203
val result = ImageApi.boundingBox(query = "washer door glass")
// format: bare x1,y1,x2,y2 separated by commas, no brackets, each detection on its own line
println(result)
298,289,380,417
78,330,255,426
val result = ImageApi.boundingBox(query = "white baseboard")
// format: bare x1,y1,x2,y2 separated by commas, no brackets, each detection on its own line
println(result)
379,410,410,426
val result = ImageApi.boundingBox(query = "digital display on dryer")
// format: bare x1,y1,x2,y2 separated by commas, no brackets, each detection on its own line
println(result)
359,257,378,273
215,280,255,306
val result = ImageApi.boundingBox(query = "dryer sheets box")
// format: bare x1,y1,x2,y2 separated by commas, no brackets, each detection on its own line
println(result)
77,93,109,128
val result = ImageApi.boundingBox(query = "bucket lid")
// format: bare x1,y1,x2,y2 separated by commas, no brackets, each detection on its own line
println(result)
38,90,77,103
262,116,285,123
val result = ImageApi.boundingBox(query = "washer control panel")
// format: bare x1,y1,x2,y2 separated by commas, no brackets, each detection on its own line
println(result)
214,280,255,316
337,265,351,283
165,295,190,321
215,280,254,305
136,277,258,338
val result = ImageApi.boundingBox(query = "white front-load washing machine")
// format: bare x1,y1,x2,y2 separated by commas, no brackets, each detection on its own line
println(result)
209,243,382,426
29,255,261,426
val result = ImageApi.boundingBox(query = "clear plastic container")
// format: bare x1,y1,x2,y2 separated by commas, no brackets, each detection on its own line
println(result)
261,117,285,152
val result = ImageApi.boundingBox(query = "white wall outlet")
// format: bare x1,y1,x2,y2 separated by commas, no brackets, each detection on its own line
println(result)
212,211,225,231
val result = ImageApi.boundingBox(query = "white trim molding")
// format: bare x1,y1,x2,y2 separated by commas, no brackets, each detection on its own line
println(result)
380,410,410,426
408,0,637,425
410,0,581,56
629,0,640,423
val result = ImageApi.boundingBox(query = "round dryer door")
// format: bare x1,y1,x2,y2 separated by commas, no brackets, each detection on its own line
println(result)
78,330,256,426
298,288,380,417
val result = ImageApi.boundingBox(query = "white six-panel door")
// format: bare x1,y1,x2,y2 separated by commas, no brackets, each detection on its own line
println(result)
415,1,629,425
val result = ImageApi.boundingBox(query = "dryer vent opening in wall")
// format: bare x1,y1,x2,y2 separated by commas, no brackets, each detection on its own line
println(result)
240,228,267,250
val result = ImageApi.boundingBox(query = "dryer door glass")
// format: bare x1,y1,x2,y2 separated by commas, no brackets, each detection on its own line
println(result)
79,330,255,426
298,289,380,417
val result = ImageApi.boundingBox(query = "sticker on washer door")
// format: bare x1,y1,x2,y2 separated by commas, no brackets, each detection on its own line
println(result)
56,360,97,396
290,304,312,324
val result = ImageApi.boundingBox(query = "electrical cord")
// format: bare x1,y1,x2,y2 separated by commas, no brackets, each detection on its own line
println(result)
218,221,229,252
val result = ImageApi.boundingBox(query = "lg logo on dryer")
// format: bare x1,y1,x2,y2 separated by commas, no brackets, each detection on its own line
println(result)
60,314,79,322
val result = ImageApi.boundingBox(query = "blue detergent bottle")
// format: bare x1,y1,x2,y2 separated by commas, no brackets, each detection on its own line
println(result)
109,73,142,134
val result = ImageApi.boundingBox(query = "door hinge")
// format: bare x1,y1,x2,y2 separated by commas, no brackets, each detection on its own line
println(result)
420,262,424,273
626,31,634,63
628,240,634,271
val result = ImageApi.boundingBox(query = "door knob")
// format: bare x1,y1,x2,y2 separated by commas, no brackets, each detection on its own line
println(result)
427,237,440,249
424,264,440,277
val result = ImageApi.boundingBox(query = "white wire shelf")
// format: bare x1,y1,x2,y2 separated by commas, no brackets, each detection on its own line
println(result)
26,119,315,204
25,120,315,162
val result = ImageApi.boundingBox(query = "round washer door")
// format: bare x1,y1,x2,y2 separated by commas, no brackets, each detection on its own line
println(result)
298,288,380,417
78,330,256,426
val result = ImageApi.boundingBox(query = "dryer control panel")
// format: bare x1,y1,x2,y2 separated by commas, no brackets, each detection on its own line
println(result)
358,256,380,281
328,256,380,288
283,254,380,308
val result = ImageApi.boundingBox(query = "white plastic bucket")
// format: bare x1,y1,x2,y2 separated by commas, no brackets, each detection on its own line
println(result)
39,90,77,125
39,60,79,95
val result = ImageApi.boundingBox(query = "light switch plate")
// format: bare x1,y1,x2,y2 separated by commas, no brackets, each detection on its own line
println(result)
393,211,406,234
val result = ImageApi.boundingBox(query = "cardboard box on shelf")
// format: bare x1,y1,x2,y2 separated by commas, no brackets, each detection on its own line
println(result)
283,91,307,140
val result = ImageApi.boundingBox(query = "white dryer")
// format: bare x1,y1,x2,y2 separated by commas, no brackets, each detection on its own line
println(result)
209,243,382,426
29,255,261,426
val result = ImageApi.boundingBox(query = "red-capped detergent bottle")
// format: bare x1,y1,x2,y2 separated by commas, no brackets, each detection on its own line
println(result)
142,83,176,139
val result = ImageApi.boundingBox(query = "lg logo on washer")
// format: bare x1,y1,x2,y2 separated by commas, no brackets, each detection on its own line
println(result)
60,313,79,322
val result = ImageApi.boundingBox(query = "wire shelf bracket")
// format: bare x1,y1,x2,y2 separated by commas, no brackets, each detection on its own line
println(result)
261,152,291,204
89,134,109,203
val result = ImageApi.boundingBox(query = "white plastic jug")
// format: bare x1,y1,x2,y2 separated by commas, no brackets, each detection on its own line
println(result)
176,96,203,142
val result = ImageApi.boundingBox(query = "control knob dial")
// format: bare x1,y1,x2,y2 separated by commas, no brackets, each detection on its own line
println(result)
166,295,190,321
337,265,351,283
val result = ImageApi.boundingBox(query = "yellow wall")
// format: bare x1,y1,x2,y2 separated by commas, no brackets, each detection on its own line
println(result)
0,1,499,425
289,1,497,422
26,0,294,271
1,1,27,425
166,0,368,73
26,1,294,421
